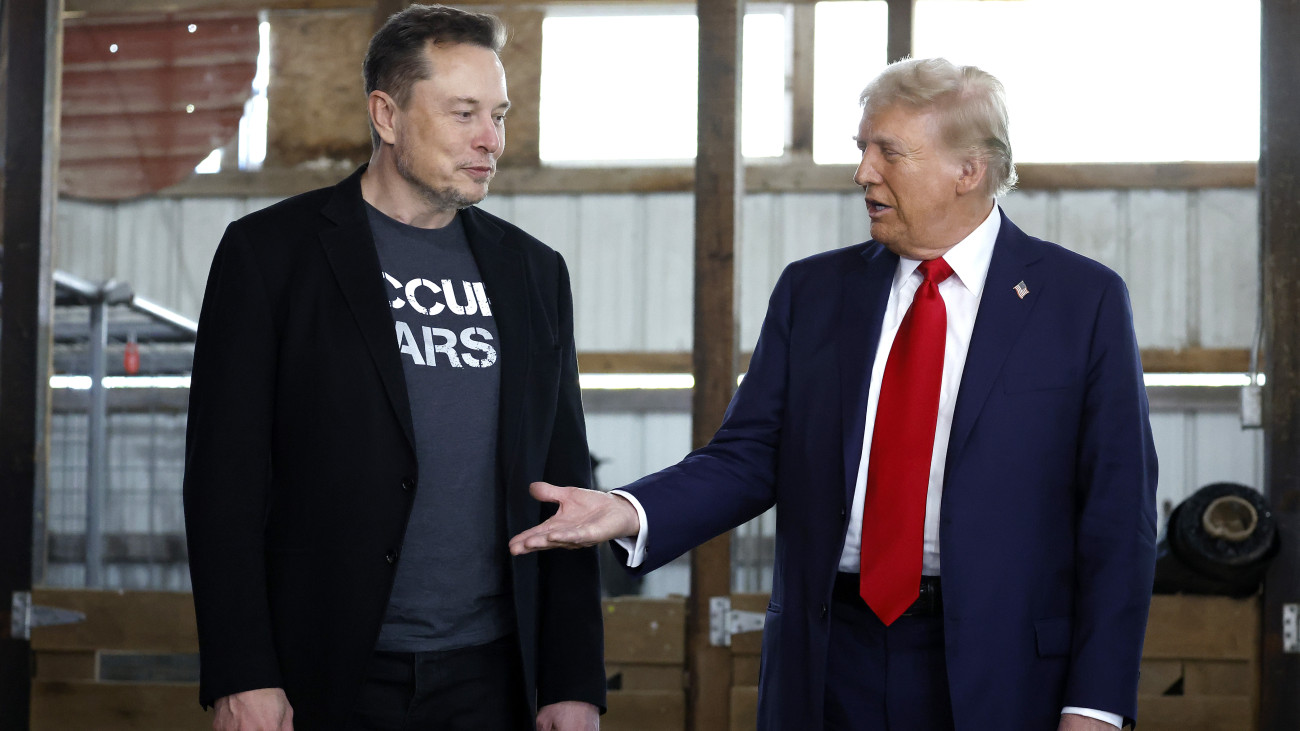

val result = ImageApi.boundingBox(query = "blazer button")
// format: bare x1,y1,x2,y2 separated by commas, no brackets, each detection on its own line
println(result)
820,603,828,618
839,508,846,520
401,477,415,492
385,550,398,565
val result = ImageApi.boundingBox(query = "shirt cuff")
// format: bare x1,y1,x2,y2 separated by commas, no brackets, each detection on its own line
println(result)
1061,707,1123,729
609,489,648,567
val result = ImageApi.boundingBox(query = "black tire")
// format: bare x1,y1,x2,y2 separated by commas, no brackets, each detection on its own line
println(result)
1166,482,1279,587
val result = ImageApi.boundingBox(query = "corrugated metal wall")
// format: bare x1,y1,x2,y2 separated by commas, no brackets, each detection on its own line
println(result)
57,187,1259,351
50,187,1263,593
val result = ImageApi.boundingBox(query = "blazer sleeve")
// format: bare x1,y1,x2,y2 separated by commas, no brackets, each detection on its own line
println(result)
183,221,283,707
1064,274,1159,725
535,251,607,711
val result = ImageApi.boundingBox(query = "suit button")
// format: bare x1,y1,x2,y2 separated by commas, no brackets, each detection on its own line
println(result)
385,550,398,565
820,604,828,618
401,477,415,492
839,508,846,520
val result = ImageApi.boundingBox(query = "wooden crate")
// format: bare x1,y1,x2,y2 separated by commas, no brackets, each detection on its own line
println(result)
28,588,207,731
729,593,768,730
725,593,1261,731
602,596,687,731
1137,594,1260,731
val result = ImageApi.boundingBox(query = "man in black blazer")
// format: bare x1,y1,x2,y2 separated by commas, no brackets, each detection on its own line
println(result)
183,5,603,730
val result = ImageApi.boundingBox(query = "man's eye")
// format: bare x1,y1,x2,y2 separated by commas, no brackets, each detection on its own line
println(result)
494,115,507,124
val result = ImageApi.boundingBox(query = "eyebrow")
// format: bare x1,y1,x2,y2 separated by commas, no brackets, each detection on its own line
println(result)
453,95,511,112
852,133,901,148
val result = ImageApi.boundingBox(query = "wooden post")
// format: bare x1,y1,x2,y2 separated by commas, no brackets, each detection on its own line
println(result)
497,7,543,168
0,0,61,728
789,3,815,160
1259,1,1300,728
688,0,742,729
373,0,406,32
885,0,913,63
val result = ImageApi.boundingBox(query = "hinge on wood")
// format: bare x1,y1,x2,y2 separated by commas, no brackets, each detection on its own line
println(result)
709,596,766,647
1283,604,1299,653
10,592,87,640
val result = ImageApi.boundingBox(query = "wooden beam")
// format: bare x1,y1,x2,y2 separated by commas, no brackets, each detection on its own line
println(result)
373,0,406,31
576,349,1248,375
66,0,840,13
789,3,815,158
0,1,61,729
1015,162,1257,190
1259,0,1300,728
688,0,742,728
159,160,1259,198
498,8,543,168
1138,348,1251,374
885,0,913,63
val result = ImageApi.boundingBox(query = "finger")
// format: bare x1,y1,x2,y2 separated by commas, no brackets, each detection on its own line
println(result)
528,481,571,504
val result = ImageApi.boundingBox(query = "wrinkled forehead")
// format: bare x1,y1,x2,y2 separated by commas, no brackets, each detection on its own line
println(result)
857,102,941,140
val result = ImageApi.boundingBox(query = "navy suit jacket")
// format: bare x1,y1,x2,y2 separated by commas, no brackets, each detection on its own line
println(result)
621,211,1158,730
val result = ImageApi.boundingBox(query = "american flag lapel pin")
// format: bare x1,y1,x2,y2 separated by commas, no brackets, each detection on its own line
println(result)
1013,281,1029,299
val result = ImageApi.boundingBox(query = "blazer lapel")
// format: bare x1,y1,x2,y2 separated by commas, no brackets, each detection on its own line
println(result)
945,213,1043,471
318,167,417,453
840,243,898,508
461,207,530,487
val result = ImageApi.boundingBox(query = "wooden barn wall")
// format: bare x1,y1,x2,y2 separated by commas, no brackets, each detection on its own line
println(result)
49,187,1264,594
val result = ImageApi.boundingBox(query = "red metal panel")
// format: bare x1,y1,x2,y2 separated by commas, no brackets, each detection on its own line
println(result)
64,16,260,68
60,12,259,199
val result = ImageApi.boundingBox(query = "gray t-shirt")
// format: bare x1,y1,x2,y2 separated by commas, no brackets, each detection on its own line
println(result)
366,203,511,652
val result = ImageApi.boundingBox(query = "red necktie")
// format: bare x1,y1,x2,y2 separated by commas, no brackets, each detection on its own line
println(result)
859,257,954,626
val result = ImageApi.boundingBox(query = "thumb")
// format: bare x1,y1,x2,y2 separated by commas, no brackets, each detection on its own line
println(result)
528,481,570,504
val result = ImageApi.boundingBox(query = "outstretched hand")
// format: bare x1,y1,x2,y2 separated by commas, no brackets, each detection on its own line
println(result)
509,482,641,555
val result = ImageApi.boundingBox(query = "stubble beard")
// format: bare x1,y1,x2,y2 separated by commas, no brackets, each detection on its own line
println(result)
396,144,490,213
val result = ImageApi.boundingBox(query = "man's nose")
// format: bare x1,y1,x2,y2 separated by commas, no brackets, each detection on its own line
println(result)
475,118,504,155
854,153,880,187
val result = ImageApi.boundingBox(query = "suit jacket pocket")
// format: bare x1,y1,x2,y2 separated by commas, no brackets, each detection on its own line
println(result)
1034,616,1073,657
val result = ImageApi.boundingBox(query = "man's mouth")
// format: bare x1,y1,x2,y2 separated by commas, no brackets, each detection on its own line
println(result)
463,164,495,179
866,198,893,217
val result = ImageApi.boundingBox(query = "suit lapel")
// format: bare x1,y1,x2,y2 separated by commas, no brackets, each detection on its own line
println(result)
840,243,898,508
461,208,530,487
319,168,417,453
946,213,1043,471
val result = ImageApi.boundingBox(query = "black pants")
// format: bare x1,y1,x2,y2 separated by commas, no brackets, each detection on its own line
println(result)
349,635,532,731
823,594,955,731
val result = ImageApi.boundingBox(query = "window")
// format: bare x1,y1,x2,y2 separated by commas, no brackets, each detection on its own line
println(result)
539,7,787,163
812,1,889,164
816,0,1260,164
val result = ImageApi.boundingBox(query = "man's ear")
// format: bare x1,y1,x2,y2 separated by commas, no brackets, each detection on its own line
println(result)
955,156,989,196
368,91,399,146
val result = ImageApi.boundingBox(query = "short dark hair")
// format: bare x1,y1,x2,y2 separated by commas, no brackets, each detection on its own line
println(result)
363,4,507,147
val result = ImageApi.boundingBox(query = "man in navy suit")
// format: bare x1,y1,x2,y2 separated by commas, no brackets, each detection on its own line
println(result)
511,58,1156,731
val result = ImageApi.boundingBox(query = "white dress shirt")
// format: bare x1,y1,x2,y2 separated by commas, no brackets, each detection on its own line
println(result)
836,203,999,575
614,204,1119,728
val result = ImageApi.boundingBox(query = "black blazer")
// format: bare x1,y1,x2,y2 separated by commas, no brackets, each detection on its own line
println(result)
183,166,605,728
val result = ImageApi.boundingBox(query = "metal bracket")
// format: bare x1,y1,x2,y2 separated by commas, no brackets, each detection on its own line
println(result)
1284,604,1299,653
1240,384,1264,428
709,596,766,647
10,591,87,640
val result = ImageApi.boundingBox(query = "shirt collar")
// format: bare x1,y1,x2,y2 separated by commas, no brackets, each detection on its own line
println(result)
893,204,1001,298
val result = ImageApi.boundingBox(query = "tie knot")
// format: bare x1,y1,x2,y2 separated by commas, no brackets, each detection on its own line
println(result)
918,257,954,285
